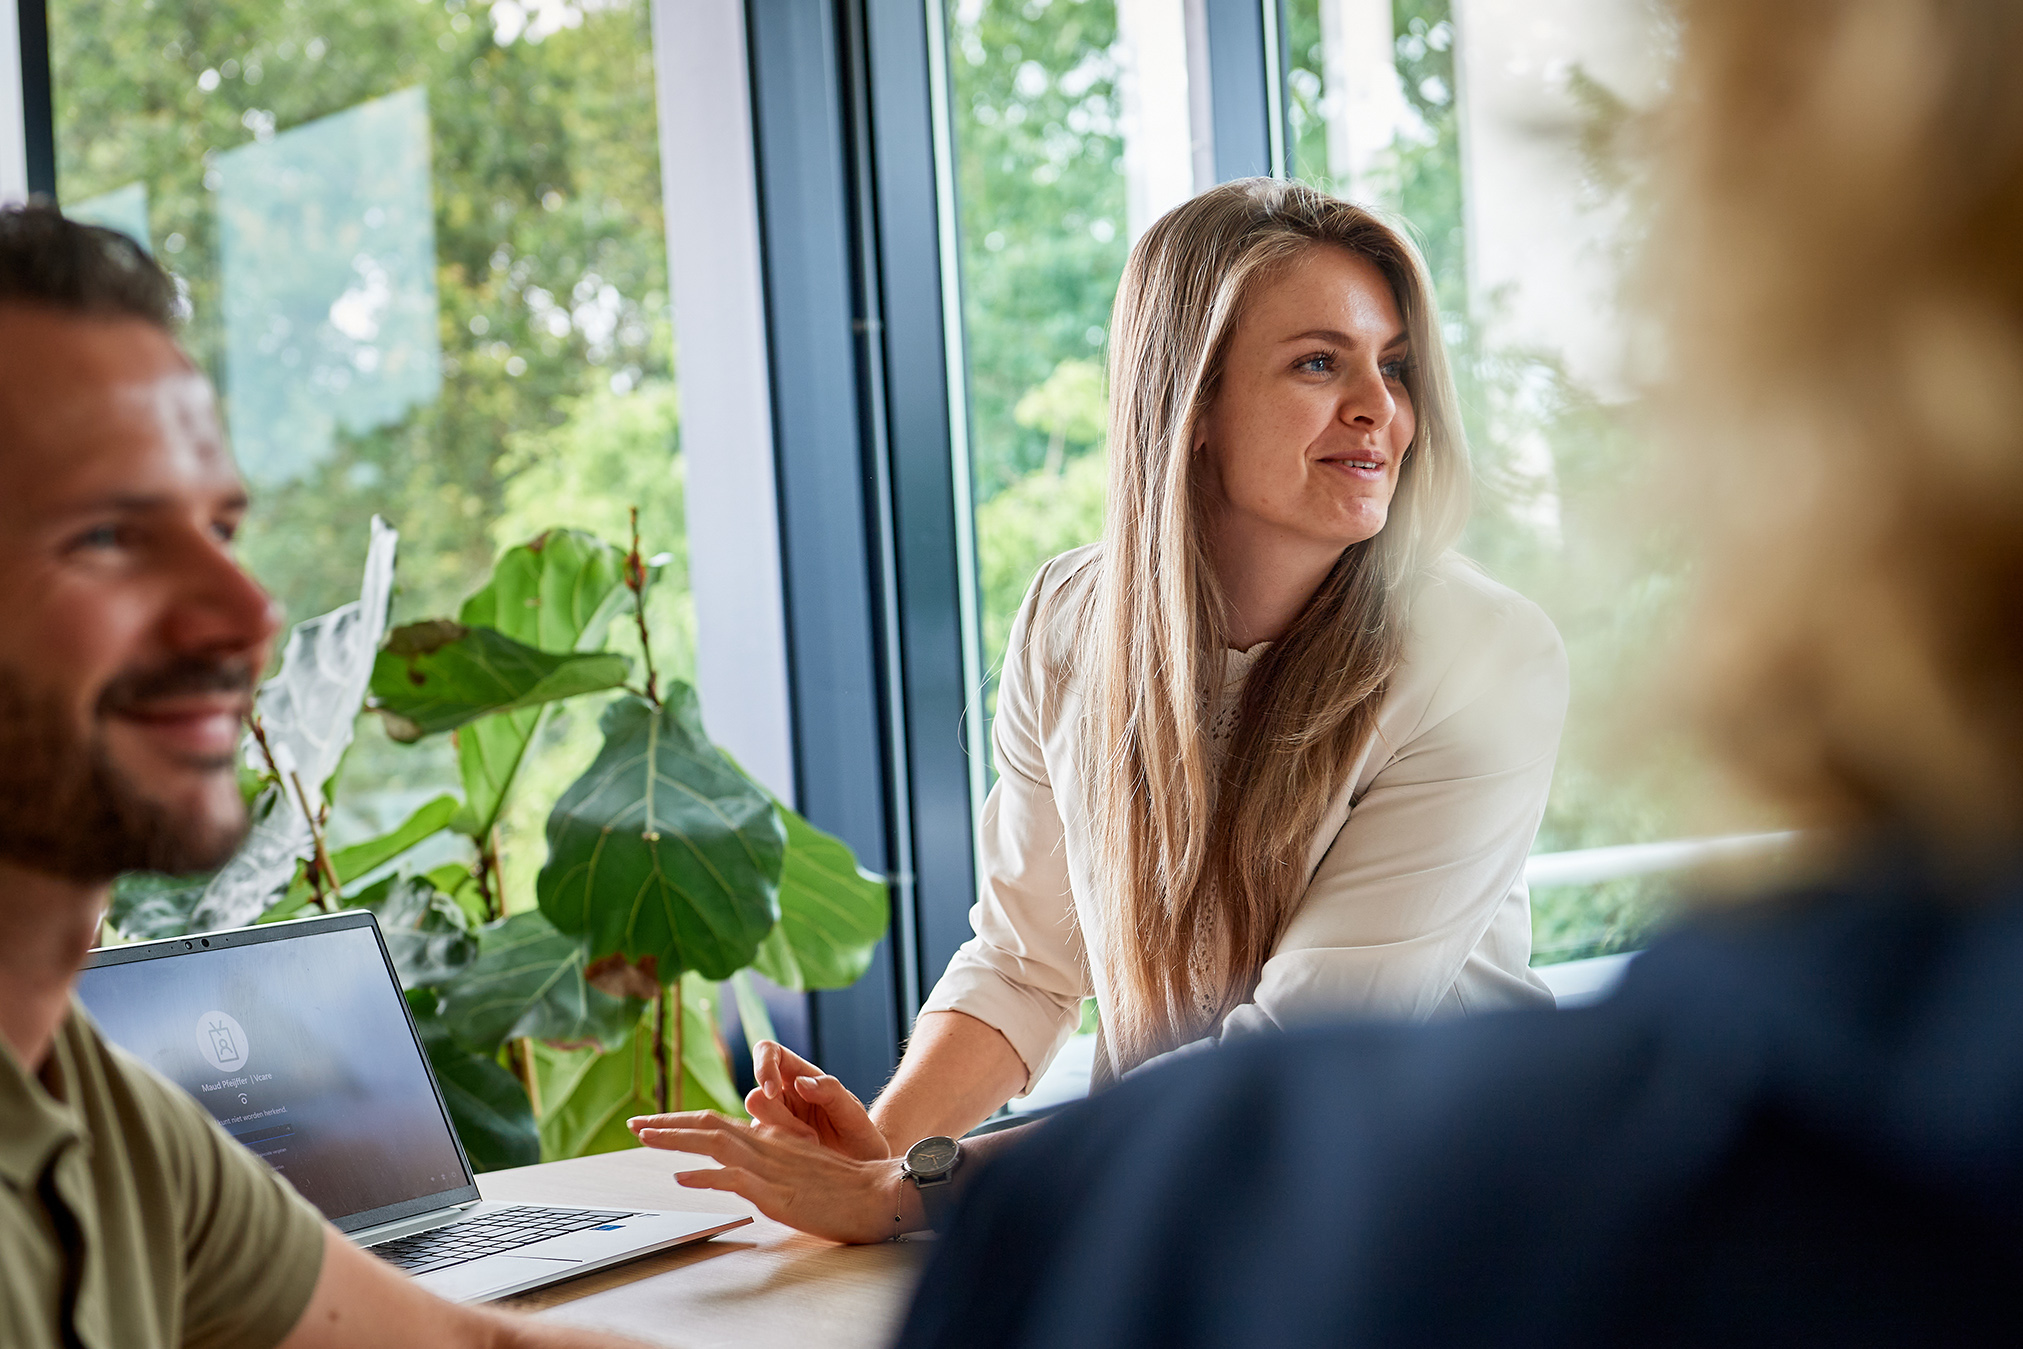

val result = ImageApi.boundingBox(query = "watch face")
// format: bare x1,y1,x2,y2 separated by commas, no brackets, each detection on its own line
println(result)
908,1136,960,1177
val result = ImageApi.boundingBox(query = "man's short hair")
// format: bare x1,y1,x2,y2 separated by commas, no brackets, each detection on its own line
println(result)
0,202,178,330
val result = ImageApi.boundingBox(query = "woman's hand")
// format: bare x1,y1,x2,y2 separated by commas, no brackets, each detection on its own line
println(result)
625,1110,922,1245
744,1040,891,1161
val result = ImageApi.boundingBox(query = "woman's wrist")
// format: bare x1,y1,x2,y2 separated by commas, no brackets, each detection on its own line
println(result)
883,1159,929,1240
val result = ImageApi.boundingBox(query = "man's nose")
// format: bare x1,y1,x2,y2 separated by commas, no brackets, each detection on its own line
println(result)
162,536,285,664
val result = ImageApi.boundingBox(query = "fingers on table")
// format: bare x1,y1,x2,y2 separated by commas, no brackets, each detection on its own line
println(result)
634,1115,780,1167
676,1166,789,1211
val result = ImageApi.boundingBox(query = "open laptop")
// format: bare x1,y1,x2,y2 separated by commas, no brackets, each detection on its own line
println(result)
79,909,749,1302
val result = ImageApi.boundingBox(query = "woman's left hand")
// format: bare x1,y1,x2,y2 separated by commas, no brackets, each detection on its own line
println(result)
626,1110,924,1245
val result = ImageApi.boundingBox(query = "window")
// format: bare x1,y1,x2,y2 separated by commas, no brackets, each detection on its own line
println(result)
941,0,1195,726
1284,0,1705,963
49,0,688,888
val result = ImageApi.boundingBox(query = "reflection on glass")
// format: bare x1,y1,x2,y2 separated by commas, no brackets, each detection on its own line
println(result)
50,0,687,888
68,180,152,249
218,87,442,486
1286,0,1706,962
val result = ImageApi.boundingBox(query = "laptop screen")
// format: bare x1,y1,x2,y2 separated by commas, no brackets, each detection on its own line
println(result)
78,912,478,1232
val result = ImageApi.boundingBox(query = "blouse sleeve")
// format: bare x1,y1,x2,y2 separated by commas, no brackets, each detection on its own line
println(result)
1213,584,1569,1042
918,559,1092,1095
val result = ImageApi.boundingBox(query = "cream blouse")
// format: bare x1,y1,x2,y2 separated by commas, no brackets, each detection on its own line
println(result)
919,544,1571,1093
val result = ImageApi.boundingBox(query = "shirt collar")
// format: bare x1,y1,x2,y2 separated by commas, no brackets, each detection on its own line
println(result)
0,1003,85,1188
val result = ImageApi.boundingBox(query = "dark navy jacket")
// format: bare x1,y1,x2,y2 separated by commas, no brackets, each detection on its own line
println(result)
895,858,2023,1348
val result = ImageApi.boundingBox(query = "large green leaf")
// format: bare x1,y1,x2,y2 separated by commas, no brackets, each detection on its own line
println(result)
455,531,631,838
330,794,460,882
368,620,631,743
346,875,477,989
434,910,639,1055
408,989,538,1172
537,687,785,980
534,975,741,1161
750,806,890,991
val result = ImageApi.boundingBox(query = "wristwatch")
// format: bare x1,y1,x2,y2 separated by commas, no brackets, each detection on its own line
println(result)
901,1135,964,1233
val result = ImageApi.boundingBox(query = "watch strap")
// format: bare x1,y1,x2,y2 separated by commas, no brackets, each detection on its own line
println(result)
916,1170,960,1233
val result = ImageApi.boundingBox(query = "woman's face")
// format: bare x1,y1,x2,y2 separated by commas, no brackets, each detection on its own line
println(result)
1197,246,1416,558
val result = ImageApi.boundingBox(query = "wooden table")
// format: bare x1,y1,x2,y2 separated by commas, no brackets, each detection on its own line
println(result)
478,1147,926,1348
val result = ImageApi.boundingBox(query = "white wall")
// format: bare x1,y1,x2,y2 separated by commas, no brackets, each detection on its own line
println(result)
1,1,28,205
649,0,797,805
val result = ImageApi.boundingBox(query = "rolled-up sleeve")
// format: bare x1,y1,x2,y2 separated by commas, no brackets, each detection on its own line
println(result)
920,564,1091,1094
1216,592,1568,1041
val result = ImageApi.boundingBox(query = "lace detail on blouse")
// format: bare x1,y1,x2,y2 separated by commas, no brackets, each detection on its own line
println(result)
1189,644,1269,1021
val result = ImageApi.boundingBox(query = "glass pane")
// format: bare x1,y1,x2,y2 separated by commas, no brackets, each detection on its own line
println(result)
943,0,1195,742
1286,0,1703,961
50,0,689,892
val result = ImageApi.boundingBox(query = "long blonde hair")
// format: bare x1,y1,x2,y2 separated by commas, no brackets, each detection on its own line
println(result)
1084,179,1471,1071
1659,0,2023,859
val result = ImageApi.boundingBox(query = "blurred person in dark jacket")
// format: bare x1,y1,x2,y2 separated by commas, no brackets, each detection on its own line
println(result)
892,2,2023,1345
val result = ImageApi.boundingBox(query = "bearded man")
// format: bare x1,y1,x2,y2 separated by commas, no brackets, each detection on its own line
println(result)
0,204,643,1349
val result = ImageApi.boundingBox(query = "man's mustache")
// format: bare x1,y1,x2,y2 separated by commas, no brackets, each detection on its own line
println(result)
97,656,259,715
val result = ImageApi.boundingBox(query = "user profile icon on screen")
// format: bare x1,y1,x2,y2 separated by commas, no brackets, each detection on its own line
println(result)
197,1010,250,1073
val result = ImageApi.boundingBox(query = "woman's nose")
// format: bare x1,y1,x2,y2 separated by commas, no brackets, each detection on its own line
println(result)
1338,362,1396,430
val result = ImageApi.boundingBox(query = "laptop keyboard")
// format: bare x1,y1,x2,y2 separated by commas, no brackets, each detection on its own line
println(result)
370,1205,639,1275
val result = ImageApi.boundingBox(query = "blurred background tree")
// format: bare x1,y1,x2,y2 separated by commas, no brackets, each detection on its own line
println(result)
52,0,686,886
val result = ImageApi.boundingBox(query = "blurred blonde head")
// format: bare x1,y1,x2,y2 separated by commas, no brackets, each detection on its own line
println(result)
1082,178,1469,1070
1662,0,2023,855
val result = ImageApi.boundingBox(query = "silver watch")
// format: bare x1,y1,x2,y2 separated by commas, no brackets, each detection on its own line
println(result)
901,1135,963,1232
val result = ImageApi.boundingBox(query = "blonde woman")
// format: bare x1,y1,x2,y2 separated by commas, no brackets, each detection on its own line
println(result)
628,178,1568,1239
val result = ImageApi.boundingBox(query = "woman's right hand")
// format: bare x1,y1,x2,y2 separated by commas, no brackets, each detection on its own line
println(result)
746,1040,892,1161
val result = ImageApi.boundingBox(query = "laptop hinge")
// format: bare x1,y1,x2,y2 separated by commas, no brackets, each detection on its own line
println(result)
346,1200,483,1247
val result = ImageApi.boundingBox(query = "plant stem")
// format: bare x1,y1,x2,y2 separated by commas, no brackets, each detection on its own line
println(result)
626,505,660,708
651,987,669,1114
249,714,340,911
516,1038,543,1116
670,979,684,1115
288,770,342,911
474,827,505,922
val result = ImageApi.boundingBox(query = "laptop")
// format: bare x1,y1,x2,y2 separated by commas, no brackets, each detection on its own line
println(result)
79,909,750,1302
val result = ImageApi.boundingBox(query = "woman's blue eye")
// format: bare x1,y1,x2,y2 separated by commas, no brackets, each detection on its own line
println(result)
73,525,123,550
1297,353,1334,374
1380,359,1411,381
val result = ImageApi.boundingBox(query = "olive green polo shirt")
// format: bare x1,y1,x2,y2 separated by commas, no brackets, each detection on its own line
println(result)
1,1001,326,1349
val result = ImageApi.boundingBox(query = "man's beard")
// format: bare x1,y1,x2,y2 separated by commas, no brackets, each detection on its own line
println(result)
0,658,256,883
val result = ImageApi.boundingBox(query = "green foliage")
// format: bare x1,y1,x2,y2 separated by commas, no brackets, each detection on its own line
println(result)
946,0,1126,499
434,910,640,1055
52,0,677,629
453,529,632,841
108,872,212,941
346,874,477,989
1013,357,1106,471
408,988,540,1173
537,690,786,981
330,794,460,879
533,975,743,1159
369,620,632,742
751,808,891,992
975,449,1107,675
